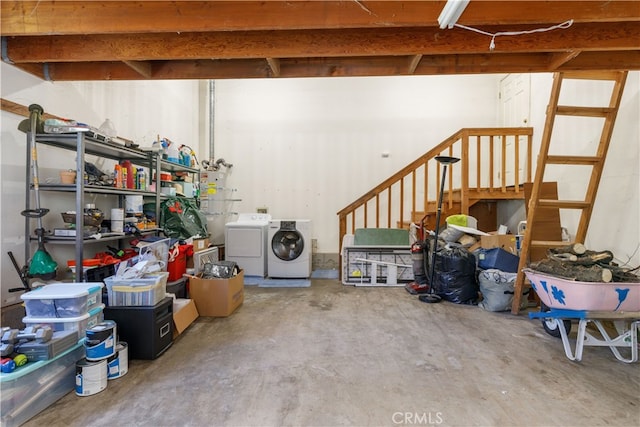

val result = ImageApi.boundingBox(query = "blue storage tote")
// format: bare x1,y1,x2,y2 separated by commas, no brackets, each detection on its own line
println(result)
477,247,520,273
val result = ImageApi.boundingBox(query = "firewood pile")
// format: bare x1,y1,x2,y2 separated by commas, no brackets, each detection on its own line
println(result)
529,243,640,283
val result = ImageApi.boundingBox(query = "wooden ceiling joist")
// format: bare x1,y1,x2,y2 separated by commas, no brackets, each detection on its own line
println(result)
2,0,639,81
2,1,639,36
15,51,639,82
5,23,639,64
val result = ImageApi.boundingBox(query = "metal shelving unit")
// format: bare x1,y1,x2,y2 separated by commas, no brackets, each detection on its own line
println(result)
24,132,161,281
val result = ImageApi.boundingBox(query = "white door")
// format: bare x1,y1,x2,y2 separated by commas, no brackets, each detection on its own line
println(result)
499,74,531,186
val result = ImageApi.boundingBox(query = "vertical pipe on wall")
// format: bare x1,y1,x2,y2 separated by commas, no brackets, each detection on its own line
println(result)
209,80,215,161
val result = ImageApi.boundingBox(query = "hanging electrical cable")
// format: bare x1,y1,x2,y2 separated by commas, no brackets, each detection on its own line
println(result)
454,19,574,51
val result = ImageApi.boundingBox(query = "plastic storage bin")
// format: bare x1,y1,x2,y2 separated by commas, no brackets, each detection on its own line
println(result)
21,282,104,318
138,238,170,271
0,342,85,427
23,304,105,339
477,247,520,273
104,272,168,306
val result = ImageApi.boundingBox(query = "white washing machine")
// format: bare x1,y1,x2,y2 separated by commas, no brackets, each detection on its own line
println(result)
267,219,312,278
225,213,272,277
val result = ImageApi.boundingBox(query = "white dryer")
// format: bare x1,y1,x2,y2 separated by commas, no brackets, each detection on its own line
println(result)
267,220,312,278
225,213,272,277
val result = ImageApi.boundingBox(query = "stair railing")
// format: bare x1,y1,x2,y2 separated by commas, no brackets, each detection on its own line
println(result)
337,127,533,253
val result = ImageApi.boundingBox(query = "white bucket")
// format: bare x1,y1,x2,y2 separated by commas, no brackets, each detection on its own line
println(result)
75,358,107,396
107,342,129,380
111,208,124,233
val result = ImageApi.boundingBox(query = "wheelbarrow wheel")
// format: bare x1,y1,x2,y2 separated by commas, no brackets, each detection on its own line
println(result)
540,302,571,338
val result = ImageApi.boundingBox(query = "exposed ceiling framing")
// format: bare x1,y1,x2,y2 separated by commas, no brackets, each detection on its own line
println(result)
2,1,639,81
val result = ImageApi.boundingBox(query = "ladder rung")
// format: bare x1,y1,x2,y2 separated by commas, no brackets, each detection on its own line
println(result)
562,71,623,81
538,199,590,209
556,105,614,117
531,240,572,248
546,155,602,165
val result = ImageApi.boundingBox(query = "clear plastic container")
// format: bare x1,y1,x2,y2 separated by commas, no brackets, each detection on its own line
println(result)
104,272,168,306
21,283,104,318
1,342,85,427
23,304,104,339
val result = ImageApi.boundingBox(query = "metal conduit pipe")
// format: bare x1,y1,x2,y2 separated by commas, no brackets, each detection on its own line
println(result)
208,80,215,161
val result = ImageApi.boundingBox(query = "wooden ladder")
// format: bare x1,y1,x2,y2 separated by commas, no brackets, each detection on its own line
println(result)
511,71,628,314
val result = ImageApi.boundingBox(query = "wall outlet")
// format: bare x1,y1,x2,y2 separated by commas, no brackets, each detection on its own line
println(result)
312,238,318,252
257,207,268,214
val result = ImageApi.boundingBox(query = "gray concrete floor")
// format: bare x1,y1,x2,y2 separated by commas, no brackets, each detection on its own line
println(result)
24,280,640,427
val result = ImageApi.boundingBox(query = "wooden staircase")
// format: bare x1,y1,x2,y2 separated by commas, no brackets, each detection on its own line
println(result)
337,127,534,260
511,71,629,313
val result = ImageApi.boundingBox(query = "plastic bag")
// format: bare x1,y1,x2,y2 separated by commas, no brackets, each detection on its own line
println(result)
478,269,529,312
432,243,478,304
160,197,208,239
202,261,239,279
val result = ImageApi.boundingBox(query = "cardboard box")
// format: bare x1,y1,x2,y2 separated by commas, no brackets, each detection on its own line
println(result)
481,234,517,255
193,238,210,253
172,298,199,338
188,270,244,317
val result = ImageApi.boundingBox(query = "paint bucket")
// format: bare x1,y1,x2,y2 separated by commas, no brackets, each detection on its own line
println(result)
85,320,117,361
75,358,107,396
111,208,124,233
107,342,129,380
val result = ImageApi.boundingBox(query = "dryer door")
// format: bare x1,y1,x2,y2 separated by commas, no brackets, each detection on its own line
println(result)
271,229,304,261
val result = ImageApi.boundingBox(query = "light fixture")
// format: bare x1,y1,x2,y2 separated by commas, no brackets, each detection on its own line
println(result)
419,156,460,304
438,0,470,29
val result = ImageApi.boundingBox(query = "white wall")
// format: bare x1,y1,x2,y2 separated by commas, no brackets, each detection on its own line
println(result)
1,63,201,306
2,64,638,305
213,75,502,252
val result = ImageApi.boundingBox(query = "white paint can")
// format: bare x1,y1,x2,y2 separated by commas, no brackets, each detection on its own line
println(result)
107,342,129,380
75,358,107,396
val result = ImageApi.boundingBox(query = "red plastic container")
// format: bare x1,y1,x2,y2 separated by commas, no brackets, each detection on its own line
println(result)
167,245,192,281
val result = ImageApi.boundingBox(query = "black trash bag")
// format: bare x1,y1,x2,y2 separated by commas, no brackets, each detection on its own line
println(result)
160,197,208,239
432,243,479,304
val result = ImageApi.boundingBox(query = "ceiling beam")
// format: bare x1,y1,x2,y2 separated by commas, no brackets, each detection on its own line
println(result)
17,51,639,81
4,22,640,63
2,1,639,36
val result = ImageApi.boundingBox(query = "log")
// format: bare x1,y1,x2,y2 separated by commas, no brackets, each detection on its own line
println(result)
548,243,587,256
548,247,613,266
530,258,612,282
575,249,614,266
